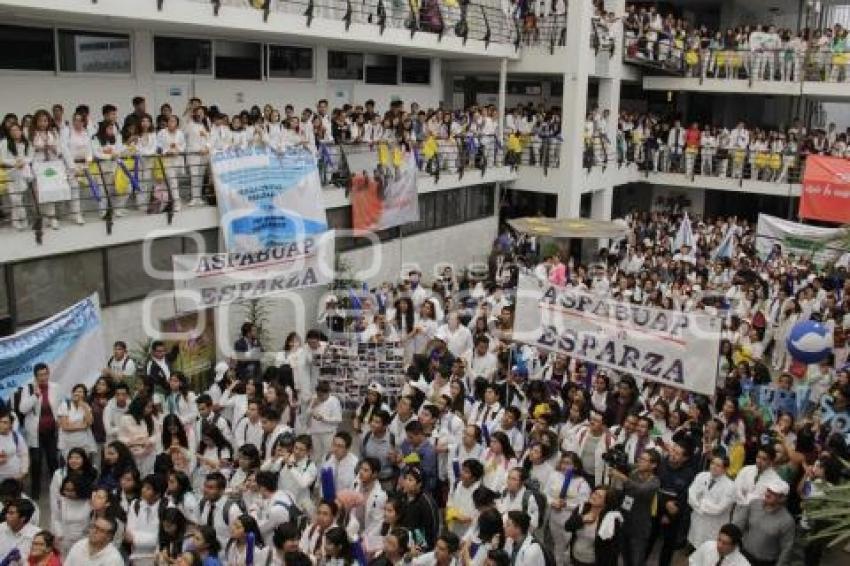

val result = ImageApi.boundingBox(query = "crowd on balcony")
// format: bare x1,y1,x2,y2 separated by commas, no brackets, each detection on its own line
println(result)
582,106,850,183
623,3,850,82
0,96,566,232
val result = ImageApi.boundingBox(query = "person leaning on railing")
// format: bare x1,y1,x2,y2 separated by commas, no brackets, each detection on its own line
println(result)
0,122,33,231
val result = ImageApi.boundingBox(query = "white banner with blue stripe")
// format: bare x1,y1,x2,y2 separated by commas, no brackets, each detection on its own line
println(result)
210,146,329,253
0,294,105,401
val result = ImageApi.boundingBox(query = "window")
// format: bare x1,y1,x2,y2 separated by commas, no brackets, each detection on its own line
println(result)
58,29,131,73
328,51,363,80
0,25,55,71
326,206,354,252
106,237,184,304
154,36,212,74
268,45,313,79
402,194,436,237
467,185,495,220
12,251,105,324
0,266,8,318
364,54,398,85
215,40,262,80
435,189,466,229
401,57,430,84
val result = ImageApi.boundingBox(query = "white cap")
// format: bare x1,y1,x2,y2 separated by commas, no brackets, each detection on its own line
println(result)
765,478,789,496
367,382,385,396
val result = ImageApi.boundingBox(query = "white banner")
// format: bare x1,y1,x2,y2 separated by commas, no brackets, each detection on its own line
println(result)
514,275,722,395
32,160,72,203
756,213,844,266
0,294,105,400
172,235,335,310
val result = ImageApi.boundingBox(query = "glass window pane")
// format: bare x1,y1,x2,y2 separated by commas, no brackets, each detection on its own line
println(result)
0,266,8,318
13,251,105,324
268,45,313,79
154,36,212,74
364,54,398,85
0,25,55,71
468,185,494,220
215,40,262,80
58,30,131,73
401,57,430,84
328,51,363,81
106,238,183,304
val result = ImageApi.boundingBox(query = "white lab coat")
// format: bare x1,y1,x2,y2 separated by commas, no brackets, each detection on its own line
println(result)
687,471,736,547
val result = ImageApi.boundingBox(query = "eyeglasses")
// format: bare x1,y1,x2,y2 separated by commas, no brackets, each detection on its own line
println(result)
90,524,113,534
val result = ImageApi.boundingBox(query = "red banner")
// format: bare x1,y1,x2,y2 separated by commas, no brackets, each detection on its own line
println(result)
800,156,850,223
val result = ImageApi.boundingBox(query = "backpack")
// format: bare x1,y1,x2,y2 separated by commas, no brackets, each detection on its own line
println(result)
521,484,548,527
199,496,246,526
532,536,556,566
271,496,307,532
11,384,33,428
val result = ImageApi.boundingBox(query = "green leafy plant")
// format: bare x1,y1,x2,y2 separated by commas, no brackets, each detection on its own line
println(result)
238,298,272,349
803,461,850,548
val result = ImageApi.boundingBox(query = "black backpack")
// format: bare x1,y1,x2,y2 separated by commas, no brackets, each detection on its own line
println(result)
199,496,246,526
273,498,307,533
532,536,555,566
521,480,548,525
12,383,34,426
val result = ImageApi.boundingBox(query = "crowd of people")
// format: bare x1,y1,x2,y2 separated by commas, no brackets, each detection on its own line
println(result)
581,107,850,182
0,95,562,232
623,3,850,82
0,211,847,565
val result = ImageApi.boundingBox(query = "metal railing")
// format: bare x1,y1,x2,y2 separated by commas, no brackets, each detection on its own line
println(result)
624,35,850,83
183,0,517,46
0,135,560,241
583,133,807,186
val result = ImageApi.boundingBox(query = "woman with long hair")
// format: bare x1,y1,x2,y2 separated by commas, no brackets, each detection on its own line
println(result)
98,440,136,494
49,447,98,516
118,467,141,514
219,379,248,427
53,474,93,555
27,531,62,566
224,514,267,565
393,297,416,364
481,432,516,493
323,526,354,566
564,485,622,566
162,414,197,479
164,372,198,432
228,444,261,497
194,423,234,491
460,507,504,566
0,122,33,230
352,384,388,436
546,451,592,565
166,469,200,524
29,108,68,228
57,383,96,460
92,119,126,213
119,394,159,475
191,525,223,566
157,507,192,564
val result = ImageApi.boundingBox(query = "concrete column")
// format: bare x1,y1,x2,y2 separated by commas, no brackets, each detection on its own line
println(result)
556,0,594,219
497,58,507,137
591,186,614,251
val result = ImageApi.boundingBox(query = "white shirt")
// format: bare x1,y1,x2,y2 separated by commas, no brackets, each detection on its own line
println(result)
0,429,28,479
256,490,298,542
126,498,161,561
233,416,264,451
688,540,751,566
65,539,125,566
688,471,736,548
437,323,474,358
321,451,359,497
734,465,781,506
0,522,39,561
199,496,244,549
307,395,342,435
505,536,545,566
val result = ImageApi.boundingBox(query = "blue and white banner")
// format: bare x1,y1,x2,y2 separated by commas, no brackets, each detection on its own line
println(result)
210,146,329,253
0,294,105,400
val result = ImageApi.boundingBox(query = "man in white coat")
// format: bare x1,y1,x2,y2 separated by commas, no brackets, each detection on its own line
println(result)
352,457,387,556
734,445,781,506
17,362,61,500
687,454,736,549
65,516,125,566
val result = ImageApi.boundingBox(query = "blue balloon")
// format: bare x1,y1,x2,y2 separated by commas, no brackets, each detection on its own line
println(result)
787,320,832,364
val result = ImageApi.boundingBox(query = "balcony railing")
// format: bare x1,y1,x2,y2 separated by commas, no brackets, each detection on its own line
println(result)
182,0,517,46
584,133,807,186
0,135,560,242
624,35,850,84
